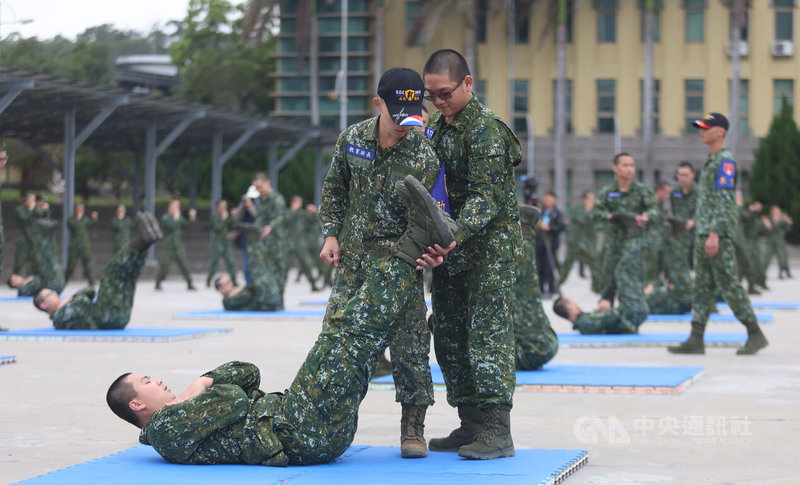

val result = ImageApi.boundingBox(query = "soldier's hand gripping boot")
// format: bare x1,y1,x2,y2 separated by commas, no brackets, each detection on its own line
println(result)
394,175,457,266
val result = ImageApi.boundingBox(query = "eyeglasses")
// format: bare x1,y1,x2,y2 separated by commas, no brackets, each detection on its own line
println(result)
0,156,7,162
424,76,466,102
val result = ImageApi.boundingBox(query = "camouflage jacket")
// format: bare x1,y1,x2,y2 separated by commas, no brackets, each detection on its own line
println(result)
160,214,193,249
427,96,523,275
139,361,288,467
694,147,738,238
211,214,233,245
566,205,598,250
670,183,697,221
51,287,96,329
255,193,288,233
15,205,37,242
67,215,96,247
593,180,657,241
111,217,134,250
320,115,440,258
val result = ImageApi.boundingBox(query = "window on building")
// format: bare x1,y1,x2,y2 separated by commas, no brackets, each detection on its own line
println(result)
474,79,487,101
515,6,530,43
685,0,706,42
734,79,749,134
597,79,616,133
316,0,367,14
552,79,573,134
640,79,660,134
775,0,794,41
685,79,704,132
406,1,424,46
774,79,794,113
476,0,488,43
513,80,529,134
639,0,662,42
596,0,617,43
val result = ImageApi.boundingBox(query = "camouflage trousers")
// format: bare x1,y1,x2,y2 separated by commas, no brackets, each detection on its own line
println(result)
156,243,192,285
432,264,516,407
646,286,692,315
692,235,757,329
12,236,33,275
513,240,558,370
323,243,433,406
65,242,93,285
290,243,317,287
92,244,148,329
277,256,426,465
574,239,648,334
559,241,599,291
764,240,790,273
207,242,237,284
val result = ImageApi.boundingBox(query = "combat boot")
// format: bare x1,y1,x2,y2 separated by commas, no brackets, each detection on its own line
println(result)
667,322,705,354
131,212,163,251
736,324,769,355
428,404,485,452
518,204,541,243
400,405,428,458
394,175,457,266
458,404,515,460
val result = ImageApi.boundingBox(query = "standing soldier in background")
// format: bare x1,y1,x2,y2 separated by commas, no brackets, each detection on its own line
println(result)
671,162,698,269
13,193,38,276
111,205,134,255
206,200,237,288
560,191,600,292
418,49,522,460
642,181,672,285
155,199,197,291
762,205,793,279
668,113,768,355
306,203,332,288
740,200,769,292
251,173,289,300
65,203,98,286
7,198,64,298
286,195,320,291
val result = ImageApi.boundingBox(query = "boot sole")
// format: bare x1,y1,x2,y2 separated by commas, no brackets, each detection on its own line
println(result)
458,446,515,460
667,347,705,354
518,204,541,227
402,175,455,247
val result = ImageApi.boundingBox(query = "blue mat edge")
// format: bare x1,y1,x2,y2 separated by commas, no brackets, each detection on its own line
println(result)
0,327,232,342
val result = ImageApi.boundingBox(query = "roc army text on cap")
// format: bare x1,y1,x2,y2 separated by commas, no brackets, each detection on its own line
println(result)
377,67,424,127
693,112,729,131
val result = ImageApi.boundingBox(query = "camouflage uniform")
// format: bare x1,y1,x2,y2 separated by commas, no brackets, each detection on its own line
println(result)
252,192,289,303
513,237,559,370
592,180,657,305
207,213,237,285
65,214,97,285
427,96,522,408
741,209,768,287
559,205,600,290
642,202,668,284
19,215,64,296
573,242,649,334
13,204,35,275
142,262,428,467
155,213,194,287
763,216,791,277
320,115,438,408
50,242,148,329
286,208,317,288
670,184,698,269
111,216,134,254
222,226,282,312
690,148,758,332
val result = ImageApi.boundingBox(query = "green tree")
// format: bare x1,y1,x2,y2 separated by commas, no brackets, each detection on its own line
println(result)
750,99,800,242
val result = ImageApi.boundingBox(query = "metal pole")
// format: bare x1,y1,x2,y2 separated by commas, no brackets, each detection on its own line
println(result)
554,0,567,207
525,113,534,177
211,131,223,206
507,0,515,126
339,0,348,131
144,122,157,260
61,108,76,267
642,0,655,187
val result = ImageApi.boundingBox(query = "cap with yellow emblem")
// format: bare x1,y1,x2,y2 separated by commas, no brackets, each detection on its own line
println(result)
377,67,424,127
692,112,729,131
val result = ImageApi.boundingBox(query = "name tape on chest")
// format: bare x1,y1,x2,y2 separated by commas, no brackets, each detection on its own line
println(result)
346,143,375,161
716,158,736,190
672,192,684,199
607,192,622,198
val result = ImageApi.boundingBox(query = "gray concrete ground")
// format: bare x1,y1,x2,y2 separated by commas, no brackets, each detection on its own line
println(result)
1,259,798,484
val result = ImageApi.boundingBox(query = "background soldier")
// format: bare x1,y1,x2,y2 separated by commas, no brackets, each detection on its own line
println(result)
668,113,768,355
111,205,134,254
560,191,600,292
286,195,319,291
420,49,521,460
206,199,238,288
155,199,197,291
671,162,698,269
642,181,672,285
12,193,38,276
8,207,64,297
762,205,793,279
35,213,162,329
251,173,289,304
64,203,98,285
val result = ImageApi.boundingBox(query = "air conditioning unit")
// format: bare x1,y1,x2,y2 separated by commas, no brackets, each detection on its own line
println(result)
772,40,794,57
726,41,749,57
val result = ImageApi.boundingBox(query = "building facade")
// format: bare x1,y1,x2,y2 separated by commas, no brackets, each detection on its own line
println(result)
275,0,798,204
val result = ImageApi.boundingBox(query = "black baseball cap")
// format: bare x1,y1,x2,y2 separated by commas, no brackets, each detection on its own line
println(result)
377,67,424,127
693,112,729,130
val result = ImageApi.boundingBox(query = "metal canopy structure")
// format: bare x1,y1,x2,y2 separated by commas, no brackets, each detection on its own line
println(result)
0,67,337,263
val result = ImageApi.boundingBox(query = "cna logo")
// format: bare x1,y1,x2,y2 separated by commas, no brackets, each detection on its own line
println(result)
395,89,421,102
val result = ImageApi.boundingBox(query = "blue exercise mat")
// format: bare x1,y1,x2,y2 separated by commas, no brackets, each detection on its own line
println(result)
1,354,16,365
646,312,773,323
299,298,330,306
13,445,588,485
174,308,326,319
0,295,33,302
0,327,231,342
718,301,800,310
372,363,702,394
557,331,745,348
